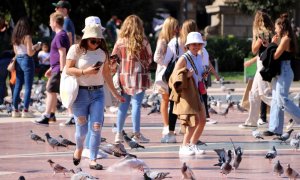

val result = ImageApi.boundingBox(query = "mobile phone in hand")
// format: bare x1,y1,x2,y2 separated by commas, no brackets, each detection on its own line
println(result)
93,61,103,70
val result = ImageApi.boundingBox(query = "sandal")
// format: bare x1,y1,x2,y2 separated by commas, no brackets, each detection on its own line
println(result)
89,163,103,170
73,152,81,166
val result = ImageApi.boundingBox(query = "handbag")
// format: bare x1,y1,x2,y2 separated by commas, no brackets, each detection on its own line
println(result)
198,81,207,95
59,67,79,108
7,58,16,72
162,37,179,83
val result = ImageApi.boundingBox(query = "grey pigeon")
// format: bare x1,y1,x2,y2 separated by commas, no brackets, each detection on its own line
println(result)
290,134,300,151
273,160,284,176
45,133,67,149
230,138,242,170
237,102,247,113
144,170,171,180
265,146,277,162
208,105,218,114
285,164,299,180
71,167,99,180
99,143,137,158
181,162,196,180
107,155,148,172
147,100,160,115
214,148,232,167
252,129,264,140
57,135,76,146
30,130,45,143
217,102,233,118
47,159,70,176
273,129,294,144
123,133,145,149
296,132,300,140
220,159,232,176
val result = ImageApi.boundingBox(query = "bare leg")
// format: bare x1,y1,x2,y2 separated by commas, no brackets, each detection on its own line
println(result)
160,93,169,127
182,125,196,145
190,106,206,144
45,92,57,114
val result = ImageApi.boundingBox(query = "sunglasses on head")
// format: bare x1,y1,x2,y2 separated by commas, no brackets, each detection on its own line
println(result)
89,39,101,45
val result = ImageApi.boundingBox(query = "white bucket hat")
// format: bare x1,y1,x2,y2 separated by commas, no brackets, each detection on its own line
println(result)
82,24,104,39
82,16,105,32
185,32,204,46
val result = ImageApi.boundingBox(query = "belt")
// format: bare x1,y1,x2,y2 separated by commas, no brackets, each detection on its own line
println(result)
79,85,103,90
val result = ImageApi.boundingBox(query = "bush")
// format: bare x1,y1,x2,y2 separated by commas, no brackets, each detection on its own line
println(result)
206,35,252,72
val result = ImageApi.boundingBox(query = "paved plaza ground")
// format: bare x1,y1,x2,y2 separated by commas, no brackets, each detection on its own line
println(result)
0,82,300,180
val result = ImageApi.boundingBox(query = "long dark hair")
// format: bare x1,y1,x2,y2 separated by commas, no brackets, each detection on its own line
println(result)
11,17,32,45
276,13,298,54
77,38,109,59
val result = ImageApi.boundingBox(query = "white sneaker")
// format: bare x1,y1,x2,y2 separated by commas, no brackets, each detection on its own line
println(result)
179,145,195,156
161,133,177,143
190,144,206,155
257,118,268,127
162,126,169,135
206,118,217,124
286,119,295,130
22,111,34,118
12,111,21,118
132,133,150,143
115,133,123,143
82,148,108,159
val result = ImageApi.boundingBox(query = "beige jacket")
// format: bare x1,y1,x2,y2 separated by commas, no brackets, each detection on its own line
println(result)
169,67,204,127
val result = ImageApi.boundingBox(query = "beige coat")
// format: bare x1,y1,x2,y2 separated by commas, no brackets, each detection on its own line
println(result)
169,67,204,127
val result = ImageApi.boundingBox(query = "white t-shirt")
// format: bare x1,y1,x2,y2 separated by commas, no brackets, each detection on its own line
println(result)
201,48,209,66
66,44,106,86
163,37,185,66
38,51,50,65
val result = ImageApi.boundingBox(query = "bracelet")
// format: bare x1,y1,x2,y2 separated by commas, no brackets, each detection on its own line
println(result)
82,70,84,75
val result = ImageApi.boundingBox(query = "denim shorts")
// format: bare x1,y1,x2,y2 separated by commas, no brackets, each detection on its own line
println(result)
72,87,105,125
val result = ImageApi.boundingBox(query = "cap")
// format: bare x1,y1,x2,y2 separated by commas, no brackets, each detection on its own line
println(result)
52,1,71,10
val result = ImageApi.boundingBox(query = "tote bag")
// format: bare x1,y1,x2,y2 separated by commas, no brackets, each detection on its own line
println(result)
59,67,79,108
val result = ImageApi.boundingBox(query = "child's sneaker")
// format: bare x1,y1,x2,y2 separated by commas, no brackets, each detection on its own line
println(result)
190,144,206,155
179,145,195,156
22,111,34,118
12,111,21,118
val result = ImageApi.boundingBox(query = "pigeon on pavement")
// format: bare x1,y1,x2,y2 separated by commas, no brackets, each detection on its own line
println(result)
265,146,277,162
230,138,243,170
285,164,299,180
144,170,171,180
47,159,71,176
290,134,300,151
99,143,137,158
45,133,67,149
273,160,284,176
57,135,76,146
181,162,196,180
30,130,45,143
220,158,232,176
123,133,145,149
107,155,148,173
70,167,99,180
252,129,264,140
214,148,232,167
273,129,294,144
237,102,247,113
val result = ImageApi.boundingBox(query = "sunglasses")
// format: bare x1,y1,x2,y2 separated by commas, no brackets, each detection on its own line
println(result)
89,39,101,45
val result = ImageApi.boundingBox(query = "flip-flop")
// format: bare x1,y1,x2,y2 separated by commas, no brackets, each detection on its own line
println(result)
89,163,103,170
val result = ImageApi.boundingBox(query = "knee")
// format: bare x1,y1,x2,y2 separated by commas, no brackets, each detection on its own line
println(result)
77,116,87,126
92,122,101,133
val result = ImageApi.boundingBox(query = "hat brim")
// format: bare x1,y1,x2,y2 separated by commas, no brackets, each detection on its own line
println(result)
52,3,58,7
185,40,205,46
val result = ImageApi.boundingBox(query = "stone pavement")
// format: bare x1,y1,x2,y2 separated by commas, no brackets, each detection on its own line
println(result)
0,81,300,180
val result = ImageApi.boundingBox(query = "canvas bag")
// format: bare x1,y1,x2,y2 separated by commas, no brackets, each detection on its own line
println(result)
59,67,79,108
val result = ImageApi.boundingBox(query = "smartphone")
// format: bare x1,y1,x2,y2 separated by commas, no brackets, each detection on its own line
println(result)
93,61,103,70
37,41,42,45
110,54,119,63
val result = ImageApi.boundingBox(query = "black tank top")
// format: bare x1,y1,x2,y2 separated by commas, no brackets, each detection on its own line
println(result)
279,51,293,61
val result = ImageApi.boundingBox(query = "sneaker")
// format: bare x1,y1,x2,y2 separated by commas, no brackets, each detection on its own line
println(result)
12,111,21,118
179,145,195,156
257,118,268,127
82,148,108,159
206,118,217,124
21,111,34,118
161,133,177,143
190,144,206,155
34,115,49,125
49,115,57,123
115,133,124,143
59,117,75,126
286,119,295,130
263,130,281,136
238,124,257,129
162,126,169,135
132,133,150,143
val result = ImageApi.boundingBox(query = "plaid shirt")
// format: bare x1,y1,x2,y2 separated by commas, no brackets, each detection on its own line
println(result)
112,38,152,95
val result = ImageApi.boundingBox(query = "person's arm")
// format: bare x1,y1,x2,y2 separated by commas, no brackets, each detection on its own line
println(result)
24,35,38,56
67,32,73,45
252,32,262,55
58,47,67,71
244,56,257,67
153,39,167,65
208,61,220,81
272,35,290,60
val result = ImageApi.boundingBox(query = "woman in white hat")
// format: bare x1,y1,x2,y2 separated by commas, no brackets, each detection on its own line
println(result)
65,23,124,170
170,32,207,156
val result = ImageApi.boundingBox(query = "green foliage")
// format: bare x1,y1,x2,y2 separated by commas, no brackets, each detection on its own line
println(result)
206,36,251,72
234,0,297,19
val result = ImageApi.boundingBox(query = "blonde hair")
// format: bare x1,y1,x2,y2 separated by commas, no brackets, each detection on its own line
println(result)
253,10,274,38
119,15,145,56
158,16,178,43
180,19,198,47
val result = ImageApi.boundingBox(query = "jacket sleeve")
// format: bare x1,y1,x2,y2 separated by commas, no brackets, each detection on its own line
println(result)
169,68,187,102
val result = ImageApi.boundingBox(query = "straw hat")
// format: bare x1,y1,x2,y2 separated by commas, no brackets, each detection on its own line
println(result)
82,24,104,39
185,32,204,46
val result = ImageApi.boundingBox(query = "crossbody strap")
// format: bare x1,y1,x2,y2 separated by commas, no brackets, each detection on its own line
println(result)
184,53,198,75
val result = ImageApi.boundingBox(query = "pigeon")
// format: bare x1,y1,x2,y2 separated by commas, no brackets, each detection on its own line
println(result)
123,133,145,149
237,102,247,113
285,164,299,180
107,155,148,173
273,160,284,176
196,140,207,146
273,129,294,144
208,106,218,114
144,170,171,180
47,159,71,176
99,143,137,158
265,146,277,162
230,138,243,170
147,99,160,115
45,133,67,149
57,135,76,146
181,162,196,180
220,158,232,176
18,176,25,180
214,148,232,167
252,129,264,140
290,134,300,151
30,130,45,143
70,167,99,180
296,132,300,140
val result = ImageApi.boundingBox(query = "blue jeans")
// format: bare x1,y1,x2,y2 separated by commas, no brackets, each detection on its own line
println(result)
13,55,35,110
72,88,104,161
269,61,300,134
0,57,11,104
117,91,145,133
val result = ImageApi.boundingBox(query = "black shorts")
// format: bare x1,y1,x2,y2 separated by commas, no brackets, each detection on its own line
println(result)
47,72,60,93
